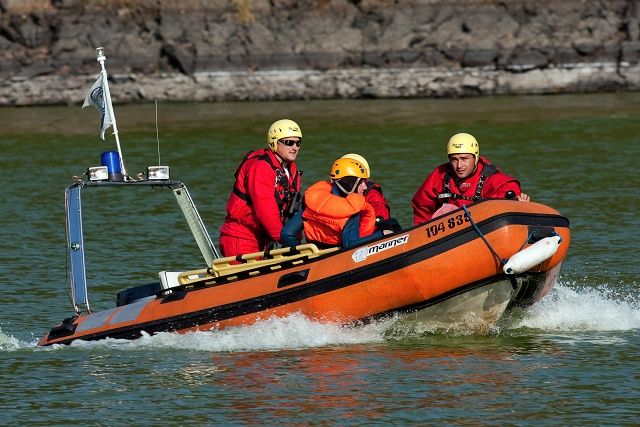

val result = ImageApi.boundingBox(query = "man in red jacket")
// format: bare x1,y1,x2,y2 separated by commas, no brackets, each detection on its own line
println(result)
341,153,390,220
219,119,303,257
412,132,530,225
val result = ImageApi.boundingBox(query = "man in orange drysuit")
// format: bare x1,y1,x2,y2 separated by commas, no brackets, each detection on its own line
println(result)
280,157,385,249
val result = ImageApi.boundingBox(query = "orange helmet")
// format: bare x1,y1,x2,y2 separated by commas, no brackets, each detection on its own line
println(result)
329,158,368,180
329,157,367,194
341,153,370,178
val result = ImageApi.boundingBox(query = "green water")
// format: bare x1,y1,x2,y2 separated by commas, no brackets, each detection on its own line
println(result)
1,93,639,425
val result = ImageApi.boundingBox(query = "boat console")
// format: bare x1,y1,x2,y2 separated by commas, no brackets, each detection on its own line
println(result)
65,174,218,315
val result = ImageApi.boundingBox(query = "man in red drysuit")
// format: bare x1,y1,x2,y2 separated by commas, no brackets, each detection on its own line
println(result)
341,153,391,221
412,132,530,225
219,119,303,257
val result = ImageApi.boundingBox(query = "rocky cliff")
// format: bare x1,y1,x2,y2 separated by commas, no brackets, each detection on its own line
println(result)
1,0,639,105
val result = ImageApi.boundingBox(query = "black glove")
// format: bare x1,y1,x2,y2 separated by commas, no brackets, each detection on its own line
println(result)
264,240,281,258
376,218,402,233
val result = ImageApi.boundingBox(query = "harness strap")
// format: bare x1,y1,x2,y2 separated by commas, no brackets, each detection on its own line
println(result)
232,186,249,202
438,162,498,202
232,150,301,216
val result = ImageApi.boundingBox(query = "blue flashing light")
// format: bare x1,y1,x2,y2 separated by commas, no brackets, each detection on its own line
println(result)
101,151,122,173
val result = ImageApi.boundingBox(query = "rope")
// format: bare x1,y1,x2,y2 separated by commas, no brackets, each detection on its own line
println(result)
516,233,532,253
461,205,508,265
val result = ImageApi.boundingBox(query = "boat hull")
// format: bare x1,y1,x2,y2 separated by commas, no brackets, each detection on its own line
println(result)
39,200,570,346
389,278,517,334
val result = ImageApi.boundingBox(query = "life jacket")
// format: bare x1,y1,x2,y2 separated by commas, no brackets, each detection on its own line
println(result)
437,159,498,202
231,149,302,220
302,181,377,246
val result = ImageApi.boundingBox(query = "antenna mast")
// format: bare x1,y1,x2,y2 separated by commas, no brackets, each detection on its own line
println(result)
155,99,161,166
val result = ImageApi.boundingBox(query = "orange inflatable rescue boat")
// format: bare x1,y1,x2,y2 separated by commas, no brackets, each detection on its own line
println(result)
39,46,571,346
38,173,570,346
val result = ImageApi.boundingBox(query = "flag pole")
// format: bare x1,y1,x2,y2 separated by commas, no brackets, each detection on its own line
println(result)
95,47,128,179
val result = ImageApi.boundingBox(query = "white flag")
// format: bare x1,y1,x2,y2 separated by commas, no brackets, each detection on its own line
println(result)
82,74,113,140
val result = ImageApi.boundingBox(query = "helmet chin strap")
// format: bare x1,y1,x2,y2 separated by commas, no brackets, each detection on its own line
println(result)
334,177,361,195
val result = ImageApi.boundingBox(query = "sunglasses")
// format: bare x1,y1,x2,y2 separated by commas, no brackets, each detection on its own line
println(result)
279,139,302,147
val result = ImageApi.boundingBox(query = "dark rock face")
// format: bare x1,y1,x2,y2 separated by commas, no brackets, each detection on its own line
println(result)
1,0,638,105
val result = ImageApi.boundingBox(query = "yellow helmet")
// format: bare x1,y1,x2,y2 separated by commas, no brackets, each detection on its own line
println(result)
267,119,302,151
447,133,480,164
329,157,368,180
341,153,370,178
